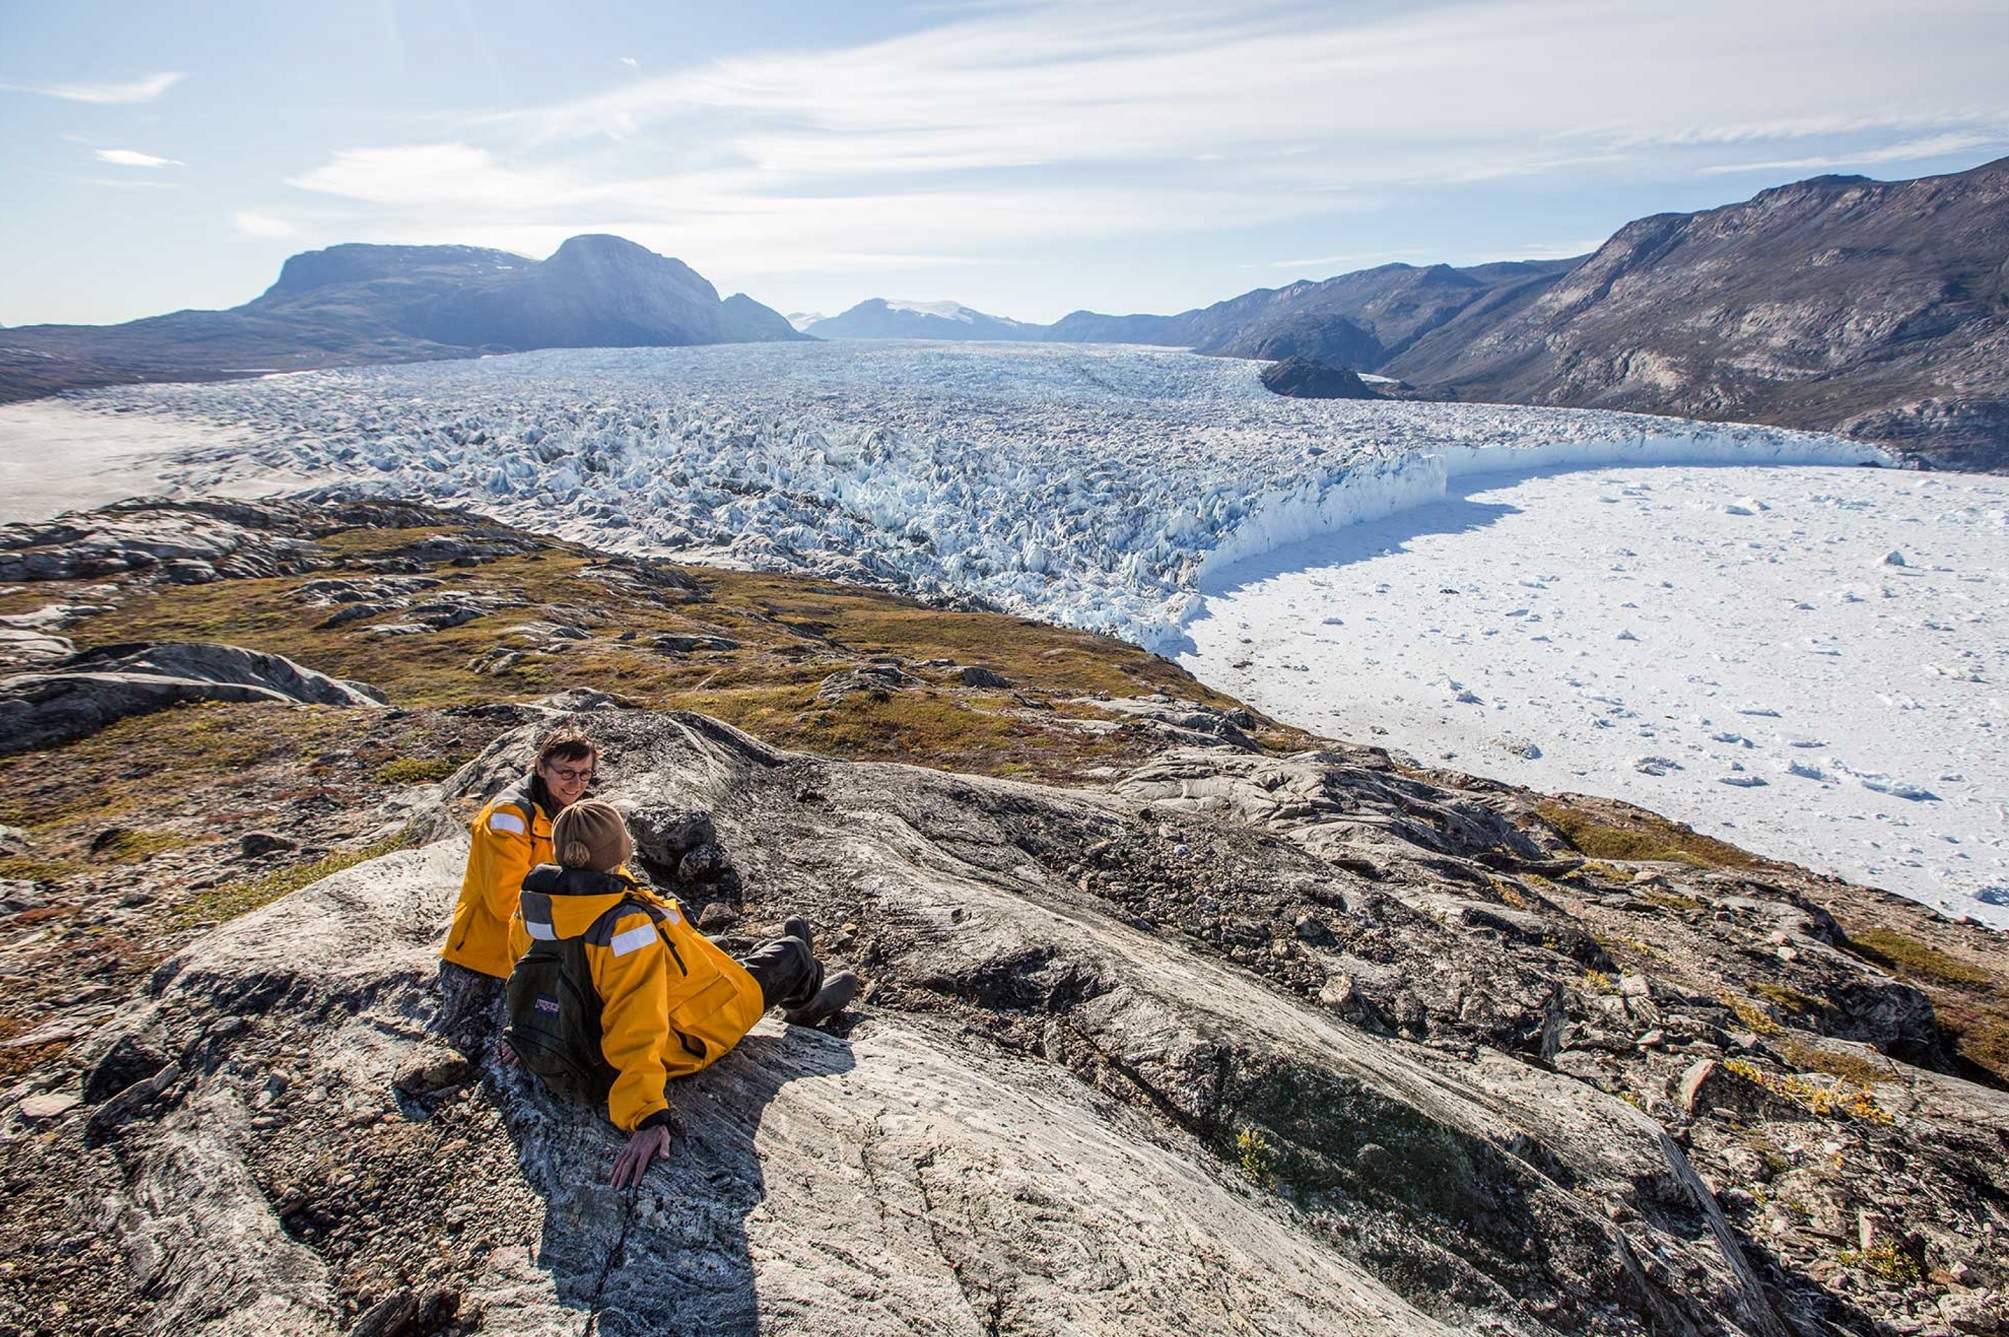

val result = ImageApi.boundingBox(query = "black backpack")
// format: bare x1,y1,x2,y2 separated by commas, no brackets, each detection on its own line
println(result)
503,898,649,1104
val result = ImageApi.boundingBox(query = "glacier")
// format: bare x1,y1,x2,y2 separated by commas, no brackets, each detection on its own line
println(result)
17,340,2005,920
65,341,1886,650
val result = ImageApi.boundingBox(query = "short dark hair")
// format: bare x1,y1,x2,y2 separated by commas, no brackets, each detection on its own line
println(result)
535,730,597,770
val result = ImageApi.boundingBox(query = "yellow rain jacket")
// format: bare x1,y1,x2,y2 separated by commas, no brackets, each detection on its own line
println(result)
508,866,767,1132
442,773,553,979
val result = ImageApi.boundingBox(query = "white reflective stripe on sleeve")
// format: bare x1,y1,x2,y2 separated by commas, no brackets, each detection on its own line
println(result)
608,923,658,957
487,810,527,835
523,920,557,941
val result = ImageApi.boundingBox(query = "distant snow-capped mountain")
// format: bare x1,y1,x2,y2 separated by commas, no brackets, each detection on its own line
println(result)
804,298,1043,341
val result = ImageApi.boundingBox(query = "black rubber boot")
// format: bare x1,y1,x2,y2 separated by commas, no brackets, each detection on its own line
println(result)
782,916,813,953
783,970,860,1027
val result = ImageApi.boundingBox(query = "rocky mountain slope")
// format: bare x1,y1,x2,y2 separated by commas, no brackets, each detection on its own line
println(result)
1045,260,1579,370
1044,159,2009,469
3,498,2006,1336
1382,158,2009,471
0,236,802,402
803,299,1043,341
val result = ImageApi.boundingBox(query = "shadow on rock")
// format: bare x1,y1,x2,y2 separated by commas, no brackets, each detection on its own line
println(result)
496,1028,857,1337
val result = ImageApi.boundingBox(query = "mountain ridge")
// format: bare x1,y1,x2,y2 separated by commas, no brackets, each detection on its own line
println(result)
0,235,804,402
802,297,1043,341
1376,159,2009,469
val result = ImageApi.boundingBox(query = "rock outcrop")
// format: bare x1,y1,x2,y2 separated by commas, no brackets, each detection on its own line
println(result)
0,641,384,753
21,708,2005,1336
1259,357,1381,400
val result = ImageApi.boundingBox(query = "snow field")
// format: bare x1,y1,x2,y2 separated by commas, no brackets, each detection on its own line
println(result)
1184,465,2009,925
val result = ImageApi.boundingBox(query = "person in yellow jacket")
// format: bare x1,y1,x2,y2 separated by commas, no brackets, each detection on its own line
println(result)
506,799,860,1187
438,730,599,1055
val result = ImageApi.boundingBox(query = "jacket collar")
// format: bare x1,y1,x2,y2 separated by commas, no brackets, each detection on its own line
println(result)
522,864,638,898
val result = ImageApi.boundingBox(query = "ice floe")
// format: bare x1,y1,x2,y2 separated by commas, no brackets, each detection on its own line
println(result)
1186,463,2009,926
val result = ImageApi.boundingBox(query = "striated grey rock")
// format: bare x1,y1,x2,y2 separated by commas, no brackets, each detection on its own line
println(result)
814,662,907,702
12,706,1999,1334
55,708,2009,1336
652,632,740,653
0,641,384,753
0,627,71,670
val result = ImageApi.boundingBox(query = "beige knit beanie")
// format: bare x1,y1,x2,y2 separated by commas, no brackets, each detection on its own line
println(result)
552,799,632,873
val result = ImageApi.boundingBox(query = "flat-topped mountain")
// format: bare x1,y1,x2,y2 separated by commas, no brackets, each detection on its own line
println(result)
0,235,802,401
802,298,1043,341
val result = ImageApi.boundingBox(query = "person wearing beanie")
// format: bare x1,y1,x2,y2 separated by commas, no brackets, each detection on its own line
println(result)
508,799,860,1187
437,731,600,1056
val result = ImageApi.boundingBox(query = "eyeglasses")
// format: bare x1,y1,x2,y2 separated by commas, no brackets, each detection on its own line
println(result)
546,765,597,784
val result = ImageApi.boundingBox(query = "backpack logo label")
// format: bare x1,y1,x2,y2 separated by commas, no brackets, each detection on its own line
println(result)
533,994,561,1015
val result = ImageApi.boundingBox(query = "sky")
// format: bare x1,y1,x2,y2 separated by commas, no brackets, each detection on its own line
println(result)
4,0,2009,328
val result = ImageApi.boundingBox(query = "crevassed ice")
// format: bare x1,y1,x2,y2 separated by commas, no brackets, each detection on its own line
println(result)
89,341,1886,649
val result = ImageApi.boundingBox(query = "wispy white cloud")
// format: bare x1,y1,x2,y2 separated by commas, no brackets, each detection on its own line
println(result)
283,0,2009,284
79,177,182,190
488,0,2009,179
1696,132,2009,176
232,211,300,239
95,148,182,169
1259,248,1436,271
1,71,182,103
287,144,574,210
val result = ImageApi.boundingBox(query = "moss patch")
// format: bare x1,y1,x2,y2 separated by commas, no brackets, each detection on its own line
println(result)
373,756,467,786
1837,924,2009,1087
60,518,1264,783
177,829,419,926
1843,929,1997,991
1536,801,1757,868
1755,982,1833,1019
90,828,209,862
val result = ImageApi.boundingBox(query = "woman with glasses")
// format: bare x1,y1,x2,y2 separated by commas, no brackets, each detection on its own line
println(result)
438,729,600,1056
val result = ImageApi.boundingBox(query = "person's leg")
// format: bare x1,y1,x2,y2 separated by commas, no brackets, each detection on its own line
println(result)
737,935,822,1012
436,960,503,1058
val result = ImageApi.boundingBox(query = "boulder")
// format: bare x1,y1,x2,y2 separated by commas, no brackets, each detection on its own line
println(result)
955,665,1012,689
0,641,384,754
